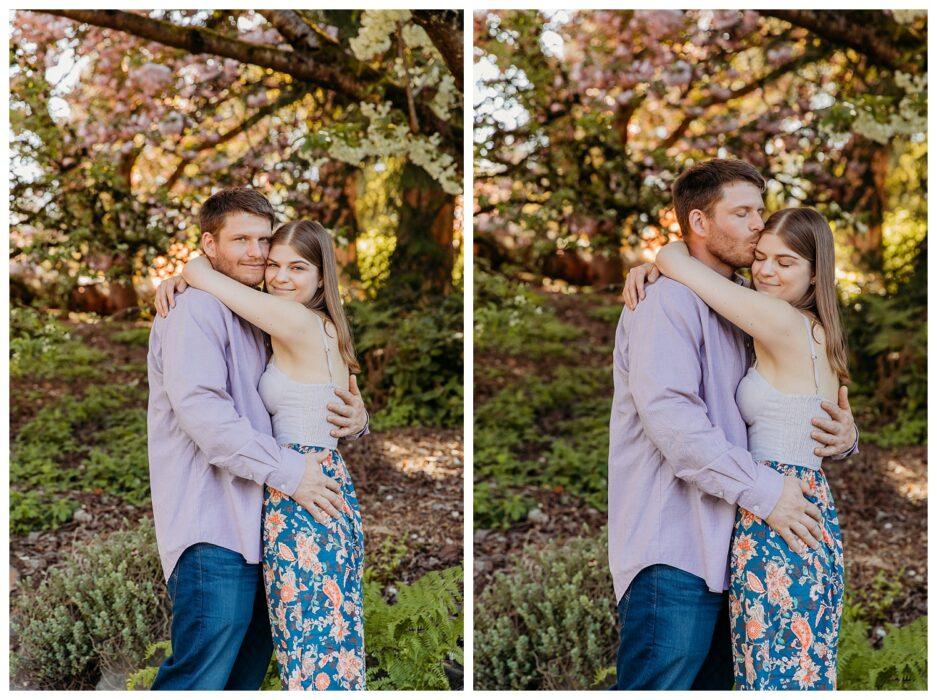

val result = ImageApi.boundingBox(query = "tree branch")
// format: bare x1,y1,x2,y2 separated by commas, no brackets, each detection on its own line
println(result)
658,47,829,151
412,10,463,92
42,9,461,147
764,10,922,74
164,86,307,190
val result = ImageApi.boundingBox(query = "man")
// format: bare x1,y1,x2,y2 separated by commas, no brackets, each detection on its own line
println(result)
608,159,858,690
146,188,368,689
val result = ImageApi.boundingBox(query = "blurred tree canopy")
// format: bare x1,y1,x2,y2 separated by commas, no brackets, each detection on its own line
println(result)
475,9,925,442
11,9,463,309
474,9,925,288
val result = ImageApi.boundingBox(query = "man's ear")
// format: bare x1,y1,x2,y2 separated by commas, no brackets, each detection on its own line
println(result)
688,209,708,239
201,231,217,261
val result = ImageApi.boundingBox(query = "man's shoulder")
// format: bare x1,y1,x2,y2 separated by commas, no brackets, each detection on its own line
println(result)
640,277,706,316
166,288,229,319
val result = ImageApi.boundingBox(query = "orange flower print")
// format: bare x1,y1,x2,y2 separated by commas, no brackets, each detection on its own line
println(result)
743,644,756,686
793,656,820,688
730,595,742,624
267,487,284,505
323,577,343,610
315,673,330,691
744,601,766,640
791,613,813,656
735,533,756,568
741,509,757,528
287,667,304,691
765,562,793,609
331,614,350,643
278,542,296,562
265,508,287,540
295,532,321,572
336,648,363,683
278,569,299,604
746,571,765,594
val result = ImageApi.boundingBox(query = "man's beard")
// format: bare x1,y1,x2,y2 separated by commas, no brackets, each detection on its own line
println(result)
708,227,756,270
212,255,264,286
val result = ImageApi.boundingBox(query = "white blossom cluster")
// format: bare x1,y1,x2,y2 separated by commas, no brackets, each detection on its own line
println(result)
349,10,411,60
852,71,927,145
892,10,926,25
322,101,460,195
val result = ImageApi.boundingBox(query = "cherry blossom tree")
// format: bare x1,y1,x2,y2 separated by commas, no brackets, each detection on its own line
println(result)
474,9,925,286
12,9,463,309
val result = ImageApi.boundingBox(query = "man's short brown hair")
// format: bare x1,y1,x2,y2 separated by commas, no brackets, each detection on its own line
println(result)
671,159,766,237
199,187,277,236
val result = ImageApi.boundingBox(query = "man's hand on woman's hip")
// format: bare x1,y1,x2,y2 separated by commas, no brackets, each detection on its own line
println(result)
765,476,824,555
291,450,345,525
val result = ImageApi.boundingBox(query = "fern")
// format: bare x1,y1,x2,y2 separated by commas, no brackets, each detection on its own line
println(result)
838,603,927,690
364,566,463,690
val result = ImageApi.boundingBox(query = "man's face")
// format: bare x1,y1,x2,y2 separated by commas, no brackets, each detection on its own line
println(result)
699,181,765,269
201,212,272,286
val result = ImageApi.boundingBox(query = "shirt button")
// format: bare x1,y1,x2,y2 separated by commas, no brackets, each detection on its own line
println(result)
717,490,724,498
248,473,253,480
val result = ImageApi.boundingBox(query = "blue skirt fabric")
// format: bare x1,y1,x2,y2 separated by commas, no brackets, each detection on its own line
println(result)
729,461,845,690
262,445,365,690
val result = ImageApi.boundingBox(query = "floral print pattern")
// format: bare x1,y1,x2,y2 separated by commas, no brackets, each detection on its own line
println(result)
262,445,365,690
729,461,844,690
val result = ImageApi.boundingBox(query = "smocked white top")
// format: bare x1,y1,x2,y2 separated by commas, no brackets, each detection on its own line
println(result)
258,312,340,450
735,314,826,470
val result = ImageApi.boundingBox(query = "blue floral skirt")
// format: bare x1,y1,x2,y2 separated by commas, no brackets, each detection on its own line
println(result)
729,461,845,690
262,444,365,690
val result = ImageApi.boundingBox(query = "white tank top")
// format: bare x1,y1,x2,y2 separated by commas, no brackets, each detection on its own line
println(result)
735,314,826,470
258,313,339,450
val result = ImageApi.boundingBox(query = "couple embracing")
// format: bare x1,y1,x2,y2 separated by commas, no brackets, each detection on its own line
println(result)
147,188,368,690
610,159,859,690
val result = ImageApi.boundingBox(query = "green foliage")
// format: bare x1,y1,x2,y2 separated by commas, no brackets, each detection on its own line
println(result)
474,528,615,690
838,607,927,690
110,326,152,347
125,641,172,690
11,383,149,534
474,267,579,359
10,306,107,380
364,566,463,690
474,365,611,528
844,243,926,447
348,291,463,430
364,537,410,587
11,520,170,690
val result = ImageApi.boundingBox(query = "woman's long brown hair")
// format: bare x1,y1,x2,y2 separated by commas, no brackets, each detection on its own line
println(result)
270,220,360,373
761,208,849,383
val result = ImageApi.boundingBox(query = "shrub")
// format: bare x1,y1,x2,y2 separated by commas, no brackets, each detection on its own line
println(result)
110,326,151,347
364,566,464,690
10,305,107,380
11,519,170,689
347,291,463,430
474,528,615,690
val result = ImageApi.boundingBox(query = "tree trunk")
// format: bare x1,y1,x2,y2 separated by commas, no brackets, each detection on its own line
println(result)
387,161,455,297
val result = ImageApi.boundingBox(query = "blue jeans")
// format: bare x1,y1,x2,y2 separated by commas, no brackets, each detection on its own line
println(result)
152,543,272,690
613,564,733,690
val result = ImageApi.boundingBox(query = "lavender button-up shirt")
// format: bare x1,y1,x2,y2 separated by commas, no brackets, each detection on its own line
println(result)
147,289,308,581
608,277,785,601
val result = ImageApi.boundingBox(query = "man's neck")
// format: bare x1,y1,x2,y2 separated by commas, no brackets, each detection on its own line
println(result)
686,238,735,278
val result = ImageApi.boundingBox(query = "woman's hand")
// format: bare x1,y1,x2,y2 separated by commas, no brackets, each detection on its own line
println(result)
154,275,188,318
623,263,661,310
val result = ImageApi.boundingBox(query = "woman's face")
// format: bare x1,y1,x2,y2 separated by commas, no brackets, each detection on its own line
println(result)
751,232,814,303
264,242,322,304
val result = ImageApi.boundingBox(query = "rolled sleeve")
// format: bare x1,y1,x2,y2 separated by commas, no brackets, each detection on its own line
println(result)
628,287,784,520
161,296,307,491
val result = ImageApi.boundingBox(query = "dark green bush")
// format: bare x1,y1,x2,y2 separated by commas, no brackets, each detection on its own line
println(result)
347,291,463,430
474,528,615,690
110,325,152,347
11,519,170,689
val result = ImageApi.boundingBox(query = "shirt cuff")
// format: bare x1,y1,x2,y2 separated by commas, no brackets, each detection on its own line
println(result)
268,447,307,496
737,463,784,521
343,410,370,442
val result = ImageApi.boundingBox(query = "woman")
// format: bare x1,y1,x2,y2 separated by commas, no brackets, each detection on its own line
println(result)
157,220,365,690
650,208,847,690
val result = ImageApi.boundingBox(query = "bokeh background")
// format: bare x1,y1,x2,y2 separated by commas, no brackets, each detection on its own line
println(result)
10,10,463,690
473,10,926,690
